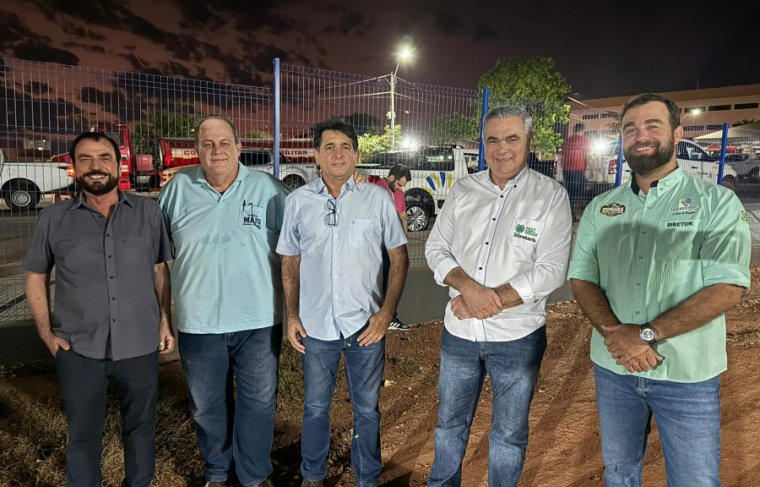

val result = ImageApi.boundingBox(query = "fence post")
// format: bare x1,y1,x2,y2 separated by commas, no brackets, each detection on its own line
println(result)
273,58,281,179
717,122,729,185
614,134,624,187
477,87,490,171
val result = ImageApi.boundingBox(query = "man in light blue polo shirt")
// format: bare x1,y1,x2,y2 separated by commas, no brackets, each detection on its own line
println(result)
277,118,408,487
159,116,287,487
568,93,751,486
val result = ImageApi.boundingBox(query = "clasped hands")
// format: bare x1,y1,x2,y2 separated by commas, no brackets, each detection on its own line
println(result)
451,283,502,320
601,323,663,373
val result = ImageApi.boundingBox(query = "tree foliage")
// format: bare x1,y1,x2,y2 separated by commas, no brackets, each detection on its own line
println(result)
478,56,571,155
341,113,382,135
431,113,479,144
358,125,403,161
130,111,196,166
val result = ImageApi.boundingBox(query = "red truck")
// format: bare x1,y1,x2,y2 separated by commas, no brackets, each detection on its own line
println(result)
52,123,318,192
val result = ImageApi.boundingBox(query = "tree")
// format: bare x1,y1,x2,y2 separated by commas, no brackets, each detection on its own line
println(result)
341,113,382,135
431,113,479,144
478,56,571,156
358,125,403,161
131,110,196,166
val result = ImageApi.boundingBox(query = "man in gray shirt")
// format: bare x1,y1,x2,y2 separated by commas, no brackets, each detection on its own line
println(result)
24,131,174,487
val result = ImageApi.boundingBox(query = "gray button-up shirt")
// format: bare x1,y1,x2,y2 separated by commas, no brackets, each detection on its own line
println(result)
23,191,172,360
276,177,407,340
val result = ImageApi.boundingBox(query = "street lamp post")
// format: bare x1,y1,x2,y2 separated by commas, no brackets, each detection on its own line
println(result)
389,45,414,149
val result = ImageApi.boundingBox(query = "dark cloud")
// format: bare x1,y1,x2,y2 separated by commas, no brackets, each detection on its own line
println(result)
323,9,371,37
26,82,51,95
13,42,79,65
0,86,84,132
0,11,79,65
472,21,498,41
63,42,106,53
61,22,106,40
80,86,128,115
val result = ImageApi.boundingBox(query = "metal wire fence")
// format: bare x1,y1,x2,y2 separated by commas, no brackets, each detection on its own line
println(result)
1,56,759,324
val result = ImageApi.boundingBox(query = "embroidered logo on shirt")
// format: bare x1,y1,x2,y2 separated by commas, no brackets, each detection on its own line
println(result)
600,203,625,217
666,221,694,228
241,200,262,229
513,223,539,242
741,210,748,222
672,197,697,215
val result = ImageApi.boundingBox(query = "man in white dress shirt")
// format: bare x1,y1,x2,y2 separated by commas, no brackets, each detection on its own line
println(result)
425,106,573,487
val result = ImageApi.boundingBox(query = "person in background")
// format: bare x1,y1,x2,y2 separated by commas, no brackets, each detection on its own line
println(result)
372,163,412,331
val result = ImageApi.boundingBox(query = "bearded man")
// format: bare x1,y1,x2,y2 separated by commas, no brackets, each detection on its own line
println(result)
24,131,174,486
567,93,751,486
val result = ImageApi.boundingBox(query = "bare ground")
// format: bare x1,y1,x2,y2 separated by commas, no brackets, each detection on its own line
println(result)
2,267,760,486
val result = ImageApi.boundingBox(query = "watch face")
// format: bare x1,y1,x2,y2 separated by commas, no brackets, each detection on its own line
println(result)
641,327,656,342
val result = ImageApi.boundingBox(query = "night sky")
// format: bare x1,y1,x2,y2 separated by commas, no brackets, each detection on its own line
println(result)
2,0,759,99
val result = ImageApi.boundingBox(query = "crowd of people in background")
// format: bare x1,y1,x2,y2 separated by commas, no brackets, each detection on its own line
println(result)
24,93,751,487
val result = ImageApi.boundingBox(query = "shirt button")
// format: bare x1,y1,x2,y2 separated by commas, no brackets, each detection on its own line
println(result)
112,297,116,301
112,319,116,323
479,267,483,270
108,255,112,258
635,311,640,315
109,276,114,279
485,242,489,245
638,256,643,260
641,230,647,234
636,282,641,286
492,218,496,221
500,195,504,198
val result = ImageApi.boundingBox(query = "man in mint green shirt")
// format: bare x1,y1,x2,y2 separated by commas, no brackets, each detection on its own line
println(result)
568,93,750,486
159,116,286,487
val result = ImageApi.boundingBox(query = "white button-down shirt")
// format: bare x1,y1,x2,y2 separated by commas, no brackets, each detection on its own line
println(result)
426,167,572,342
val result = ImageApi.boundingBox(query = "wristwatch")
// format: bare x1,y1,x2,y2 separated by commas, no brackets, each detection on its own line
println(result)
639,323,657,344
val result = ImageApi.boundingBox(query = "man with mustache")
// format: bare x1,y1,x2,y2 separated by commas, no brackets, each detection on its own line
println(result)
159,116,287,487
24,131,174,486
568,93,751,486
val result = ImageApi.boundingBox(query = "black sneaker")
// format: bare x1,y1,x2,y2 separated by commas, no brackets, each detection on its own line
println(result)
388,318,411,331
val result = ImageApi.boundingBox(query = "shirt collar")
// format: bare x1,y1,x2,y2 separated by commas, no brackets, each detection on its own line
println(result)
70,188,131,210
484,165,529,192
192,161,248,189
630,166,684,195
316,175,359,197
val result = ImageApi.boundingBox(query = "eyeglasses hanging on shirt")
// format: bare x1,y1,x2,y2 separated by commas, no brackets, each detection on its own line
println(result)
324,198,339,227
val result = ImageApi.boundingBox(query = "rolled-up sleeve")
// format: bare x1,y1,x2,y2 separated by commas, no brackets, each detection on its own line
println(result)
567,199,601,286
700,192,751,288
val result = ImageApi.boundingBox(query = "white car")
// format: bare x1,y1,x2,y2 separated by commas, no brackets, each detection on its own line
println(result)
358,146,478,232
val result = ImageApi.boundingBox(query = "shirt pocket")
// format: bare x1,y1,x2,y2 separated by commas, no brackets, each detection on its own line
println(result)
349,219,377,249
654,218,702,263
509,217,544,256
239,203,265,233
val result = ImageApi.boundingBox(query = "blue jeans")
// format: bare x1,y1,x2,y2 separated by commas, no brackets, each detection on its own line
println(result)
594,364,721,487
429,327,546,487
301,325,385,487
179,326,281,487
56,349,158,487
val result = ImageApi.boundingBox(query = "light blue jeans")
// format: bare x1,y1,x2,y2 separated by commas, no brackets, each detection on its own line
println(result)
428,327,546,487
594,364,721,487
300,324,385,487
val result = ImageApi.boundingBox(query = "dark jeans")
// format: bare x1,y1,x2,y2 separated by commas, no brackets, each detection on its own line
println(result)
56,349,159,487
301,325,385,487
179,326,282,487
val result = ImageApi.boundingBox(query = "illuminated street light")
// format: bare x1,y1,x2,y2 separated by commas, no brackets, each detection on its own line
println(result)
389,44,415,148
690,108,702,116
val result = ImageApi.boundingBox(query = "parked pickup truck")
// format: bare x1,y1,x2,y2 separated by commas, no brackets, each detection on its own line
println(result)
0,150,73,212
357,146,479,232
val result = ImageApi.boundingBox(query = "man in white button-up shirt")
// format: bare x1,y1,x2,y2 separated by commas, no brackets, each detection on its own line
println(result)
425,106,572,487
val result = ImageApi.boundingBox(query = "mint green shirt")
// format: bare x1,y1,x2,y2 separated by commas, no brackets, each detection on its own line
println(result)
568,167,751,382
159,164,288,334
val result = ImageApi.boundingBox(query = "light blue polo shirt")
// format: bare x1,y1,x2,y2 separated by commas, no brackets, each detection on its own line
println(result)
159,163,288,334
276,177,407,340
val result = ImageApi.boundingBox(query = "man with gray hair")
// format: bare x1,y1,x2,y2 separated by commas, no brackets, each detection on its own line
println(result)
425,106,572,486
159,116,287,487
